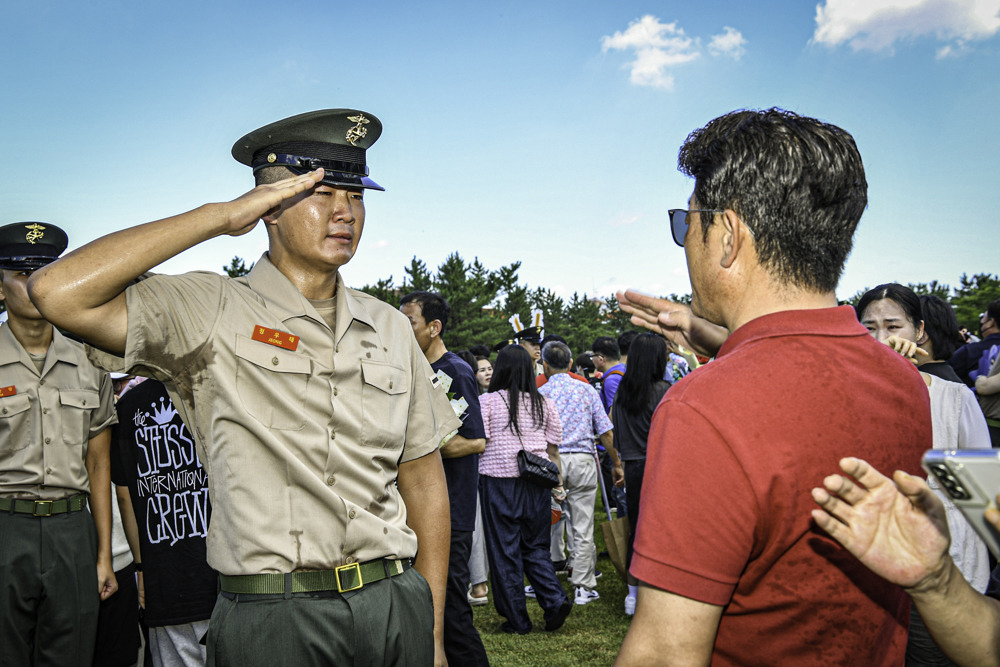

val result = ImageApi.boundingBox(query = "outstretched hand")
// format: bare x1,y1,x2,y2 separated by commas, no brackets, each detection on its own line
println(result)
811,457,951,592
220,168,325,237
616,289,727,358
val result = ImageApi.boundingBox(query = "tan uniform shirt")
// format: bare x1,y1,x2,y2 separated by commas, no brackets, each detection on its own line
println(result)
0,324,117,500
88,255,460,576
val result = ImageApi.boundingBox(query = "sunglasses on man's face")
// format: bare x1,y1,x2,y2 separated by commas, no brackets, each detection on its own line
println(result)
667,209,725,247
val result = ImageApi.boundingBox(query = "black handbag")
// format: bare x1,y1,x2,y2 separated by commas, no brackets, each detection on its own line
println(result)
500,393,560,488
516,448,560,488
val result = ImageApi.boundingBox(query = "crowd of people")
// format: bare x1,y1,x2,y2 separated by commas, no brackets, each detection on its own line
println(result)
2,103,999,667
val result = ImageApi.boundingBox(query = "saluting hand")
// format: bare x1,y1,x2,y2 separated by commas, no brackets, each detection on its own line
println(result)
220,168,326,237
616,290,728,359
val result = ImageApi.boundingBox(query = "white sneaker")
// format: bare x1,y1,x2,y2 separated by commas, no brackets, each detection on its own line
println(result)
624,595,636,616
524,585,536,599
574,586,600,605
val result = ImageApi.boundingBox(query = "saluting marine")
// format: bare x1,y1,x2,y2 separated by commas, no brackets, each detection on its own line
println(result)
28,110,460,667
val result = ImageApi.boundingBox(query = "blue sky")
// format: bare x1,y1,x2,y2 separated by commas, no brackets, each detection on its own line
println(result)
2,0,997,303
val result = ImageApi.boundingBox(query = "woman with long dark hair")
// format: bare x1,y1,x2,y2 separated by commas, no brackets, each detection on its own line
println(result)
478,345,571,634
610,333,670,616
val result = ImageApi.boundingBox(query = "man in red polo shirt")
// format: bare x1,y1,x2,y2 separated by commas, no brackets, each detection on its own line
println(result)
615,109,931,666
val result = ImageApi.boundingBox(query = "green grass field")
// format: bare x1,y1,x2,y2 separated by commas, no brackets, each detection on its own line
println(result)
472,507,633,666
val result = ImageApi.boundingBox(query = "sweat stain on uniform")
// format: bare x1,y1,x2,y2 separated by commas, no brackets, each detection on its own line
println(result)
289,529,304,569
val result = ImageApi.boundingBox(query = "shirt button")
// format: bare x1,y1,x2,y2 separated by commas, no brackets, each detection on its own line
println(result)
46,467,52,474
333,388,339,396
345,556,356,564
1,408,6,414
42,408,49,414
271,357,279,365
327,476,335,486
330,432,336,440
348,509,356,519
44,437,51,444
39,380,45,386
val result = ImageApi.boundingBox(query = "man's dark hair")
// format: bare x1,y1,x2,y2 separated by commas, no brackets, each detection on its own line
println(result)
856,283,923,331
678,108,867,292
541,341,572,371
575,353,595,374
400,291,450,333
987,300,1000,325
919,295,964,361
617,330,640,357
255,166,294,186
591,336,620,361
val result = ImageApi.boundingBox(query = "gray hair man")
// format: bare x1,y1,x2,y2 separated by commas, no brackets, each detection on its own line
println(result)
538,341,623,605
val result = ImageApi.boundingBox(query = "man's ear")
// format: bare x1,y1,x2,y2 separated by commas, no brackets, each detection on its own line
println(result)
916,322,928,345
430,319,443,338
718,209,751,270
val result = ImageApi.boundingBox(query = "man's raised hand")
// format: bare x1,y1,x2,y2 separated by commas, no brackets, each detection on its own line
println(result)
221,168,325,236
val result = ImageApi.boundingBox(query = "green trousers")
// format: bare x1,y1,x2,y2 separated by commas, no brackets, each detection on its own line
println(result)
0,508,99,667
206,566,435,667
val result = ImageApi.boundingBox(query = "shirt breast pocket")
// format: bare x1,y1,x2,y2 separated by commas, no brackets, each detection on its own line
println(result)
59,389,99,445
235,335,311,431
0,393,32,454
361,360,408,449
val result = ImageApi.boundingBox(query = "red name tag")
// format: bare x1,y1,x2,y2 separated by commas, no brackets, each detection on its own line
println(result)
251,325,299,351
0,385,16,397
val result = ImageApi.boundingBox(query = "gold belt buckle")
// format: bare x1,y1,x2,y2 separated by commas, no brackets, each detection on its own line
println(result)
33,500,53,517
335,562,363,593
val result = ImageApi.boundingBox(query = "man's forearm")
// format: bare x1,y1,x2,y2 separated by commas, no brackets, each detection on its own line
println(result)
440,434,485,459
397,451,451,653
908,559,1000,667
29,205,234,354
28,170,323,354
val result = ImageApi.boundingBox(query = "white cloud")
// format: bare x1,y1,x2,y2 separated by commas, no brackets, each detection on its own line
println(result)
373,239,389,249
610,213,640,227
814,0,1000,52
708,26,747,59
601,16,701,90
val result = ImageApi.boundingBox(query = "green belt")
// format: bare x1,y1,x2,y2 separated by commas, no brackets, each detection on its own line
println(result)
219,558,411,595
0,494,88,517
987,418,1000,429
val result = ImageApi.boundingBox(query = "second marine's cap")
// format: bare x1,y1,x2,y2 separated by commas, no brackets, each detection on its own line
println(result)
514,326,543,343
0,222,69,271
232,109,385,191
